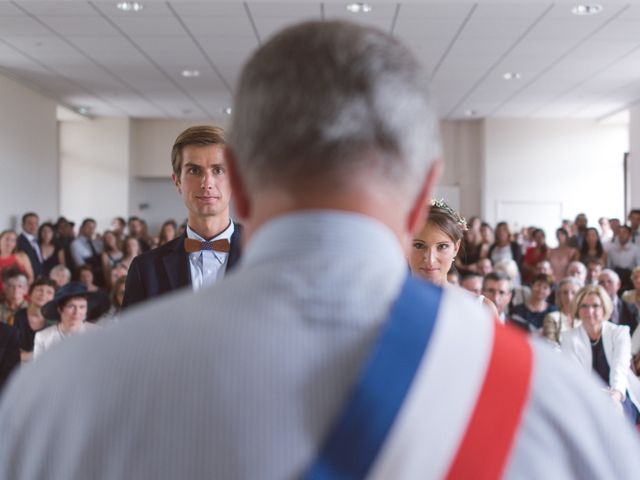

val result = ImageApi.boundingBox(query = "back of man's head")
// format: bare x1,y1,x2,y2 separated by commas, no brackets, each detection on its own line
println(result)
230,20,438,206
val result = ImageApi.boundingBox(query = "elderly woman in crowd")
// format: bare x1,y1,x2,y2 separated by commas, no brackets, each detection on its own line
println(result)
34,282,101,360
542,277,582,344
0,271,29,326
561,285,640,422
566,261,588,285
49,264,71,288
12,277,57,362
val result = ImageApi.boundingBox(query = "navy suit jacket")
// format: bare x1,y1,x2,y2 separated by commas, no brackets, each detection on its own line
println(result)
17,233,43,279
122,224,242,309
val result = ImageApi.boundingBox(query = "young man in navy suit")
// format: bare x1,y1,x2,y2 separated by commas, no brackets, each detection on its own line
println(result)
17,212,43,279
122,126,242,308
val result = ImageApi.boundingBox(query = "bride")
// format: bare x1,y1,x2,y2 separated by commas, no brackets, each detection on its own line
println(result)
408,200,499,316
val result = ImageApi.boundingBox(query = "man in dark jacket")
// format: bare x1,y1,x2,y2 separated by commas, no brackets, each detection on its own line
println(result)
123,126,242,309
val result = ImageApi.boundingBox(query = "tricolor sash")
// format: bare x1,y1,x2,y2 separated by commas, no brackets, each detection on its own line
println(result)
305,276,532,479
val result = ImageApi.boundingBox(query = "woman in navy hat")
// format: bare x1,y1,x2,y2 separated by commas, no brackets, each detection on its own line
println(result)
33,282,101,360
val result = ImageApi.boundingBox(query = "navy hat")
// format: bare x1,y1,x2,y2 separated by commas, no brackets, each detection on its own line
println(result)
42,282,107,320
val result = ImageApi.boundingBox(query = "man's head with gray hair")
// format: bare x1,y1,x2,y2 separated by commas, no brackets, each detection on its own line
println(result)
228,20,439,221
598,268,621,299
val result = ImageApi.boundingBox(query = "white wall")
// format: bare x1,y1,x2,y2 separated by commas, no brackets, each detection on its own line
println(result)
440,120,484,216
483,119,627,242
59,117,130,231
0,73,58,229
629,106,640,211
130,118,228,177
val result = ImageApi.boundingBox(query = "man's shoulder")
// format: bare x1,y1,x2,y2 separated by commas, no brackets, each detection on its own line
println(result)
130,236,184,267
507,339,640,476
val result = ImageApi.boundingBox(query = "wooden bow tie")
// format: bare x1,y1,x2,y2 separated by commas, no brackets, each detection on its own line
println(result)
184,238,231,253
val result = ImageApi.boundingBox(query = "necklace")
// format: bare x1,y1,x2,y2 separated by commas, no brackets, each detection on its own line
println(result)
590,336,601,346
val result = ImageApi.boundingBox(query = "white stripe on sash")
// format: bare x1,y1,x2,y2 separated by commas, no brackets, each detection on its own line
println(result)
369,287,496,479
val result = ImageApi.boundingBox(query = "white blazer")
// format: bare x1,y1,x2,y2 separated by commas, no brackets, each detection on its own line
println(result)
560,321,631,396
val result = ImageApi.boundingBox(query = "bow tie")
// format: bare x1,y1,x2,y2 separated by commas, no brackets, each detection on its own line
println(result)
184,237,230,254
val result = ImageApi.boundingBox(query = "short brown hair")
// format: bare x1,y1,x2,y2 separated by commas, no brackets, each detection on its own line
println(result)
171,126,227,176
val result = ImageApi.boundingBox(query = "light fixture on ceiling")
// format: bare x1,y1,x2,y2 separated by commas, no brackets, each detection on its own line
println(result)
503,72,521,80
117,1,143,12
346,3,372,14
181,69,200,78
571,4,603,16
76,106,91,116
223,107,232,116
464,109,477,117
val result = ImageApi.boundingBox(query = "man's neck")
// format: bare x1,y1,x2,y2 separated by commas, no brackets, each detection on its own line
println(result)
240,186,409,249
188,214,231,240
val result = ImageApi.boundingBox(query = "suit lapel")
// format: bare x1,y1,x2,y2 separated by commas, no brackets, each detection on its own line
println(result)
227,223,243,272
162,234,191,290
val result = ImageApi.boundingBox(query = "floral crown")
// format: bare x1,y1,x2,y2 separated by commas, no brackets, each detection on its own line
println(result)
430,198,468,231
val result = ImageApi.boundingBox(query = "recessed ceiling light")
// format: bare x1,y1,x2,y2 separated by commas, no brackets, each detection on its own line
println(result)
117,2,143,12
571,4,603,16
346,3,372,13
181,69,200,78
223,107,232,116
464,109,477,117
76,106,91,116
503,72,521,80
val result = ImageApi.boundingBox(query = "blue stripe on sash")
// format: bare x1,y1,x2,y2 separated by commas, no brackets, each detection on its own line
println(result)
305,276,443,479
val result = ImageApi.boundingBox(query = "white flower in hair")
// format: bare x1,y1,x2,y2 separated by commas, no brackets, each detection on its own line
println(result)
430,198,468,231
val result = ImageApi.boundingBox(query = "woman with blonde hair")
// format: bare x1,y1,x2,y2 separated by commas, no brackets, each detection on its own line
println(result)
561,285,640,422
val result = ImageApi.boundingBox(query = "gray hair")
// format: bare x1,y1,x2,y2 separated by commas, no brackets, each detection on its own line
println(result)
230,20,439,202
599,268,620,285
558,276,582,290
50,265,71,280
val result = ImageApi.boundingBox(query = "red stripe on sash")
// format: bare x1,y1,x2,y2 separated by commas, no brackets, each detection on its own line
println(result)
445,324,533,480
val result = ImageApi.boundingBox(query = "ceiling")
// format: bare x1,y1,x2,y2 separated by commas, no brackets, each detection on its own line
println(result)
1,0,640,121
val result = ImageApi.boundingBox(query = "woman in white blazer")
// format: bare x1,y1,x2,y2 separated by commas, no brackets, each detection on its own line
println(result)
561,285,639,422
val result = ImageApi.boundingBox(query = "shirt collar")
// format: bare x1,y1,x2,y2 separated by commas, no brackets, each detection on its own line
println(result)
186,220,234,243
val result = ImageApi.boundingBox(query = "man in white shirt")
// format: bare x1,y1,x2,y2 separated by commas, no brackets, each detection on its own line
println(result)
122,126,242,308
1,20,639,480
607,225,640,291
69,218,102,268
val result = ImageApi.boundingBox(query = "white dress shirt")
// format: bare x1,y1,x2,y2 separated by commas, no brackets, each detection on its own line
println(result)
186,222,234,291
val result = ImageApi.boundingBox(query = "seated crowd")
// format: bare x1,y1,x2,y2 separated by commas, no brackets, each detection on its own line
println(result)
2,208,640,424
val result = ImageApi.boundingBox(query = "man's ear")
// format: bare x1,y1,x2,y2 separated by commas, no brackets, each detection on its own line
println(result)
172,172,181,194
224,148,250,221
407,158,443,236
